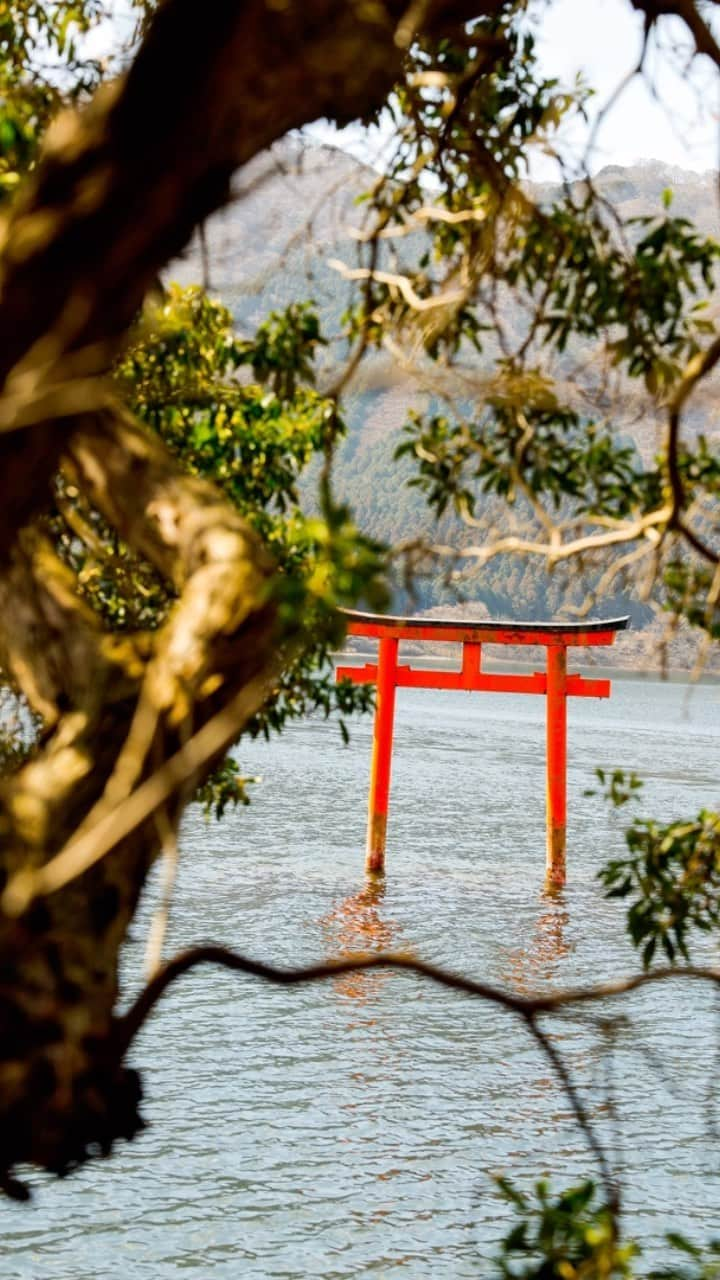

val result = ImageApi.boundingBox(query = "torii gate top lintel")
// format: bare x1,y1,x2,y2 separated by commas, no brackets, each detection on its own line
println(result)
336,609,630,887
341,608,630,646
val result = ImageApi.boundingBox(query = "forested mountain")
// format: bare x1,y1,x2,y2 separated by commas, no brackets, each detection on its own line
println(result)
172,146,720,660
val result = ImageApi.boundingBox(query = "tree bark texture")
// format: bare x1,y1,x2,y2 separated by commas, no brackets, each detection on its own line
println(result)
0,0,505,1193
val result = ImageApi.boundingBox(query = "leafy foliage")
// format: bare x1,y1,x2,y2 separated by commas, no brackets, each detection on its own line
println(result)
663,557,720,641
494,1178,635,1279
590,769,720,967
494,1178,720,1279
507,203,720,389
0,1,110,199
116,288,340,545
600,808,720,967
238,300,327,400
396,391,657,522
587,768,645,810
194,756,255,820
99,288,386,764
338,1,720,648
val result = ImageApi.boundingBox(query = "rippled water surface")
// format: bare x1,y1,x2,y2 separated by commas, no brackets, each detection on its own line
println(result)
3,675,720,1277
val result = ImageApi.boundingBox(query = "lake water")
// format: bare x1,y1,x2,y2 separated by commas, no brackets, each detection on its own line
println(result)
3,674,720,1277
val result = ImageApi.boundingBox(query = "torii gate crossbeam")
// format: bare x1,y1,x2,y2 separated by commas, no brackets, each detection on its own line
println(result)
336,610,629,886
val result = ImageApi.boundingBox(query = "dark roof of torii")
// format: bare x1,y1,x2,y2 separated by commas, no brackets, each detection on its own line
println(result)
342,609,630,636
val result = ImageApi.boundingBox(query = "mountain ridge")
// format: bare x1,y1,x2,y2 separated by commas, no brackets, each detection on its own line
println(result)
170,147,720,669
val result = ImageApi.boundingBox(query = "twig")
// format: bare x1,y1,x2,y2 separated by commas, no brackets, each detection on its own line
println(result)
144,808,180,979
433,505,670,568
328,259,468,314
632,0,720,71
118,944,720,1056
116,943,720,1199
528,1017,618,1208
666,334,720,562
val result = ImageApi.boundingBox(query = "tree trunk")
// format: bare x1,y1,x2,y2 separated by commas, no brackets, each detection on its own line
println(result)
0,0,505,1194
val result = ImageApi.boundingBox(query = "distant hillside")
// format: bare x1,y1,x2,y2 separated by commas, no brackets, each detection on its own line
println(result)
170,148,720,667
171,142,377,335
174,145,720,335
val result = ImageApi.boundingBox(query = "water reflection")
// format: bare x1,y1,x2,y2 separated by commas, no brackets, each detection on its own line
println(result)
320,875,402,1002
7,680,716,1280
503,889,572,993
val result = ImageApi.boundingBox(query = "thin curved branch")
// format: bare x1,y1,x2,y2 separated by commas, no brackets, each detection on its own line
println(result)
328,200,389,402
675,515,720,564
328,258,468,314
528,1018,618,1209
118,944,720,1056
631,0,720,70
666,333,720,556
116,944,720,1198
583,22,650,171
438,505,669,568
349,203,491,241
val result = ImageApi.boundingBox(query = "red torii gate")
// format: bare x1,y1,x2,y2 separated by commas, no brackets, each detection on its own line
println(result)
336,610,629,886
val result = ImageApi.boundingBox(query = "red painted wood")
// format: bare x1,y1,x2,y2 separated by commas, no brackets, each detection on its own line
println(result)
345,620,621,647
564,674,609,697
336,611,625,882
336,663,610,699
461,642,481,688
546,645,568,887
366,636,398,874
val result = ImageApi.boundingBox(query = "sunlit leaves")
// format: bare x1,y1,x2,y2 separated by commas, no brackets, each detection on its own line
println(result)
493,1178,636,1278
116,287,338,528
236,301,327,400
47,286,389,785
0,1,110,197
116,286,387,745
494,1178,720,1278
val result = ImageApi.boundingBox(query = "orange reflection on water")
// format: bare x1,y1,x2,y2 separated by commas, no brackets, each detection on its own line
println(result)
319,877,401,1002
502,890,584,1117
503,889,571,996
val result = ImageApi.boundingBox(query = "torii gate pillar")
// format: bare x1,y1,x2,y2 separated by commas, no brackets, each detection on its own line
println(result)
367,635,398,872
337,611,628,886
545,644,567,886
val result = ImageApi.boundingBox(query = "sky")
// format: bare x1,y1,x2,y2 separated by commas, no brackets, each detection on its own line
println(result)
536,0,719,172
308,0,720,177
88,0,720,177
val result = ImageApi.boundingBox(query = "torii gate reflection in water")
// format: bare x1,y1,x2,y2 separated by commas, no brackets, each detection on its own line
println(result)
336,611,629,887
